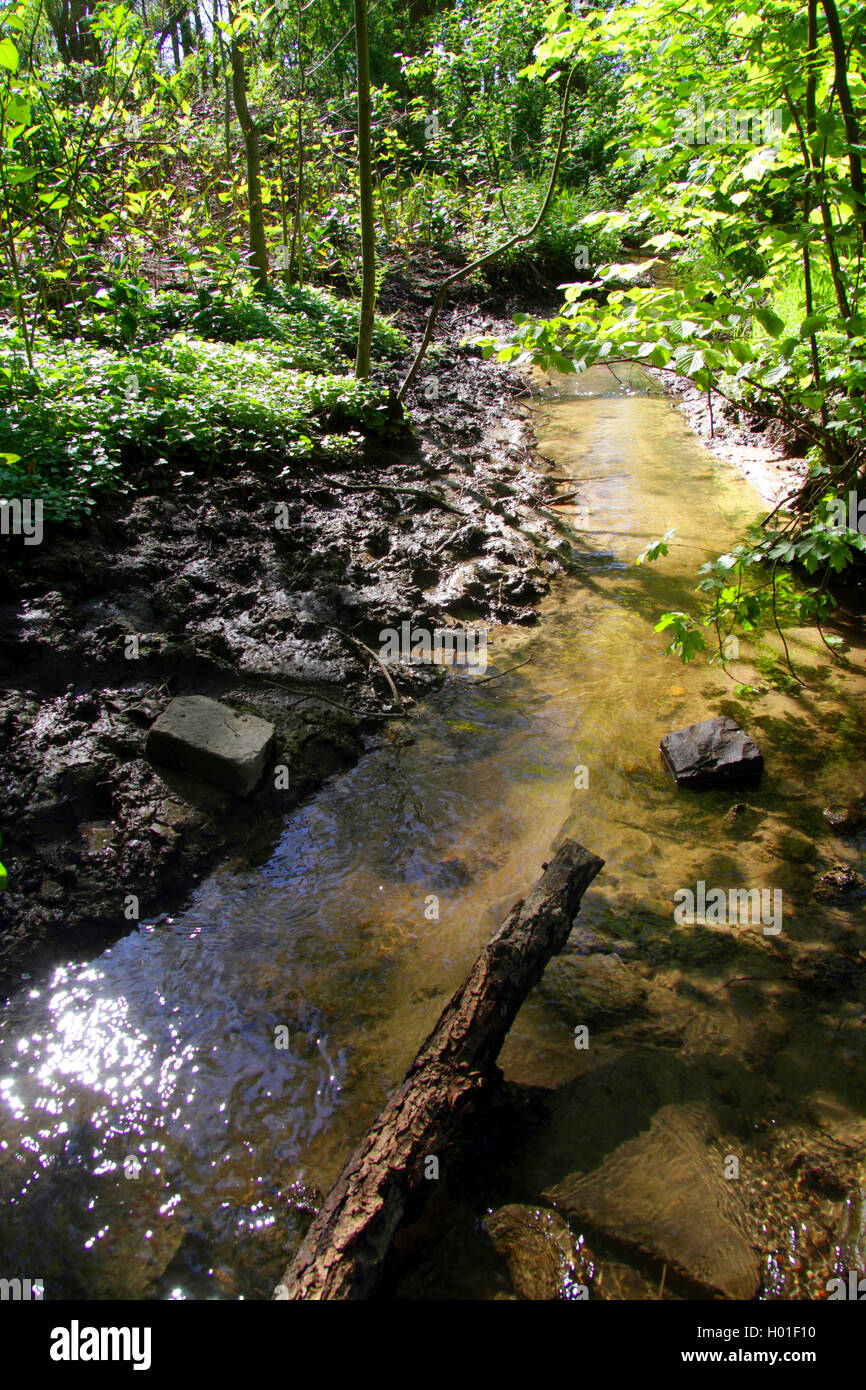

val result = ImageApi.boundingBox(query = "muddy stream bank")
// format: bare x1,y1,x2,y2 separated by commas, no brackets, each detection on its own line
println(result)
0,266,569,986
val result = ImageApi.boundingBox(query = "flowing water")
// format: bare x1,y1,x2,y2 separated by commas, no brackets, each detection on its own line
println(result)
2,362,865,1300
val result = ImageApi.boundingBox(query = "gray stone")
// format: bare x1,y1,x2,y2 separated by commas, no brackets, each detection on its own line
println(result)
661,715,763,789
146,696,275,796
544,1106,761,1300
483,1204,582,1300
538,951,647,1024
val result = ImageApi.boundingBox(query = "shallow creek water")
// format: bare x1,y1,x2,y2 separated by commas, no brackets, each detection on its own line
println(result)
2,362,865,1300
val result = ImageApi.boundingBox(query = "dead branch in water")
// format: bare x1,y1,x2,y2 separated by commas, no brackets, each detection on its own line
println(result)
274,839,604,1300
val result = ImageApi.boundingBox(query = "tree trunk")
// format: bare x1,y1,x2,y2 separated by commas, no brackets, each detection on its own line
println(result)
821,0,865,229
288,107,304,285
179,11,196,56
230,32,269,292
275,840,604,1300
354,0,376,378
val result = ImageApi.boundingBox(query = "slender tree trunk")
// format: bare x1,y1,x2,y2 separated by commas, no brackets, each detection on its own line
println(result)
288,3,306,286
354,0,376,378
229,28,269,292
785,1,854,329
278,138,291,285
214,0,232,173
288,107,304,285
802,0,825,414
821,0,865,230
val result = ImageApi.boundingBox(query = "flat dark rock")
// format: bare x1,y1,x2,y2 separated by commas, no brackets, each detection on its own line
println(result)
660,715,763,789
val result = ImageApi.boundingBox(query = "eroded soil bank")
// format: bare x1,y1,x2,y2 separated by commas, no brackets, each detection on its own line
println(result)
0,261,570,989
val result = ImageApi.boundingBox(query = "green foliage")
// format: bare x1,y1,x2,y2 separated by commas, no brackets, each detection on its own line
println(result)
484,183,622,278
136,283,406,365
0,326,396,520
637,528,677,564
636,511,866,666
654,611,707,663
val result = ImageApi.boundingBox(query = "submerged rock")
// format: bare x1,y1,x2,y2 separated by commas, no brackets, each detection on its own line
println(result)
146,696,275,797
483,1204,584,1300
538,952,647,1024
814,865,866,905
791,949,863,996
544,1106,760,1300
723,802,763,838
837,1189,866,1276
660,715,763,789
565,925,635,957
824,801,866,836
765,827,814,864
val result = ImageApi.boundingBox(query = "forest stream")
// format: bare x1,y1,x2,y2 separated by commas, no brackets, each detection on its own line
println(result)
2,362,866,1300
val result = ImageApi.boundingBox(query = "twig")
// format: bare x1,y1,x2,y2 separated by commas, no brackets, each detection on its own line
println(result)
318,476,462,515
770,559,807,686
259,675,404,717
546,473,631,483
474,655,534,684
723,974,787,989
330,627,402,704
548,490,581,505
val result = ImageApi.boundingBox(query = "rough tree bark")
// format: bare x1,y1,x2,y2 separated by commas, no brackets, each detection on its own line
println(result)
274,839,604,1301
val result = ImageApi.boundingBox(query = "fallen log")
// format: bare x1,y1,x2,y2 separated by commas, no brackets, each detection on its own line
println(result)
274,839,604,1301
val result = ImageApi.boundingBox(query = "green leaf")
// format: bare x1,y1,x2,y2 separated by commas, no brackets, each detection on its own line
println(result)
5,165,37,185
0,38,19,71
752,307,785,338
